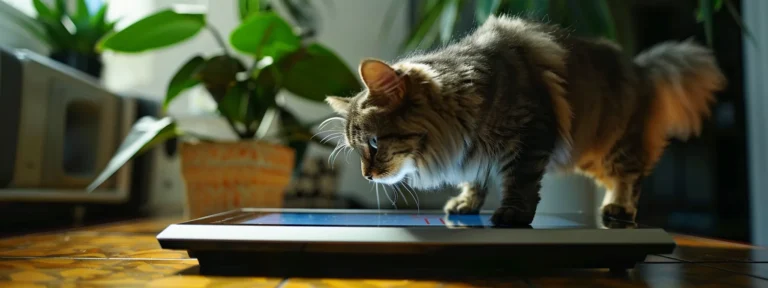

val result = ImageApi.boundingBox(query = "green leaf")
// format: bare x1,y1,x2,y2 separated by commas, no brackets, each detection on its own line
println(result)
198,55,247,103
250,56,275,79
243,73,277,127
280,43,361,102
230,12,301,61
138,123,179,154
90,3,108,33
86,116,179,192
32,0,55,21
699,0,714,47
218,81,247,123
238,0,260,20
475,0,501,24
439,0,460,43
74,0,90,26
69,0,96,53
53,0,67,18
403,0,447,51
104,20,117,33
33,0,75,51
165,55,206,109
97,9,205,53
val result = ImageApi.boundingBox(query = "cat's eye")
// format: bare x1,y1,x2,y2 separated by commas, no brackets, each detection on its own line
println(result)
368,137,378,150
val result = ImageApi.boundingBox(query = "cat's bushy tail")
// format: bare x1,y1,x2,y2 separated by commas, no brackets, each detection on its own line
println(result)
634,39,727,141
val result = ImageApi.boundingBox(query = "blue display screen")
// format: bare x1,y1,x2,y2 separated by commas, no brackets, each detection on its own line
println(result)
239,213,584,228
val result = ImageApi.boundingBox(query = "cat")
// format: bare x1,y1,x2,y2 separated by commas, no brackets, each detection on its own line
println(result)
323,15,726,226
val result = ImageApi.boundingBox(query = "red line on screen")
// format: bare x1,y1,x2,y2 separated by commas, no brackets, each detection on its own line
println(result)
439,218,445,225
424,218,430,225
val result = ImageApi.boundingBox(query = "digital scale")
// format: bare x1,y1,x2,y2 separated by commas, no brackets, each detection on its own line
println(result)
157,208,676,277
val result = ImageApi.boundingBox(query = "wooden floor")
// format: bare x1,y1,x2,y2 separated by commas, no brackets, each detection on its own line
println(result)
0,217,766,287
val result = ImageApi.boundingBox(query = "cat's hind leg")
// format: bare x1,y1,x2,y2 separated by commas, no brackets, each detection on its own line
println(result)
444,182,487,214
600,175,643,221
597,142,647,222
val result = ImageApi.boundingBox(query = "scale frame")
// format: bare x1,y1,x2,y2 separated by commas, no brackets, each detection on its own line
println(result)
157,208,677,277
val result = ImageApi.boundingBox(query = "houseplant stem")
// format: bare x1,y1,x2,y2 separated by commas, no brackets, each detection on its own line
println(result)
207,25,231,56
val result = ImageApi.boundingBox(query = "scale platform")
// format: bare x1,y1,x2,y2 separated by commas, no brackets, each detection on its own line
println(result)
157,208,676,278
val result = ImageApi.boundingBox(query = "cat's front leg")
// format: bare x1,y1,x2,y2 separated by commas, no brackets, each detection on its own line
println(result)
491,147,551,226
444,182,487,214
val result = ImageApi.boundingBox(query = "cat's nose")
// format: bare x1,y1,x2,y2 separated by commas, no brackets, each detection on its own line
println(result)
364,174,373,180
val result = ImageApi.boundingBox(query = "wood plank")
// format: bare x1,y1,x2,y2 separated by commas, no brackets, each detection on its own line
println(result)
0,232,188,259
643,255,681,263
661,234,768,263
0,258,281,287
693,263,768,280
3,258,764,288
280,278,528,287
83,217,181,234
279,264,768,288
528,263,768,287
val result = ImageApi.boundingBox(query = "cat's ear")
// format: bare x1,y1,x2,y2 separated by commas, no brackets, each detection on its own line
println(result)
325,96,351,117
359,59,406,104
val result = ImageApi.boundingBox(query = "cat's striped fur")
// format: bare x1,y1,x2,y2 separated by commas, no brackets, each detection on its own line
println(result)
325,15,725,226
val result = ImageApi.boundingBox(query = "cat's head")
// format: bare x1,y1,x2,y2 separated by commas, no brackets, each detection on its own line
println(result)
324,59,435,185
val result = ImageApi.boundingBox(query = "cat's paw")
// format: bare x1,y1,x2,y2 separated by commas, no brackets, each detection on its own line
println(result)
490,206,535,227
443,194,483,214
601,203,637,222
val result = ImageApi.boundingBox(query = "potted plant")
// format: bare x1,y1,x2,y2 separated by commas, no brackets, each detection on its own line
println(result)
86,1,360,218
0,0,117,78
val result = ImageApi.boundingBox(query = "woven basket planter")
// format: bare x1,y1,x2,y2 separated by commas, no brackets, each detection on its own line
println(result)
180,140,295,218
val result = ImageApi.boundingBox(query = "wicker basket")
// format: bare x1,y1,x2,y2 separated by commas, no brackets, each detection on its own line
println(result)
180,140,295,218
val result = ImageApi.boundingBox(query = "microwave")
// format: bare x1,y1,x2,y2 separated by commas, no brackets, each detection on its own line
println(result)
0,47,153,203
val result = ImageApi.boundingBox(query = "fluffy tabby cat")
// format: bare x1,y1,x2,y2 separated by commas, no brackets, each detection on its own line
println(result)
324,15,726,226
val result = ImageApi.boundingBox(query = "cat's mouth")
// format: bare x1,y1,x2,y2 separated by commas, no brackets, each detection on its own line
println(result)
370,158,417,185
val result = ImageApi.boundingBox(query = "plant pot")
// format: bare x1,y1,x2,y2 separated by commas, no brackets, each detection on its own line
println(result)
180,140,295,218
50,51,103,79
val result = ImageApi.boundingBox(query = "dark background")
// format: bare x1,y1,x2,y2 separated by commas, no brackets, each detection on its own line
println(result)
631,0,749,243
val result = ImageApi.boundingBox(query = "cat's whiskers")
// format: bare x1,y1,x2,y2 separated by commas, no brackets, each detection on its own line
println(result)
344,147,354,163
330,143,346,166
370,182,380,210
312,128,343,138
318,117,346,131
384,184,398,209
393,184,409,207
400,182,420,210
312,130,344,140
379,183,396,208
319,133,343,144
328,140,347,168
